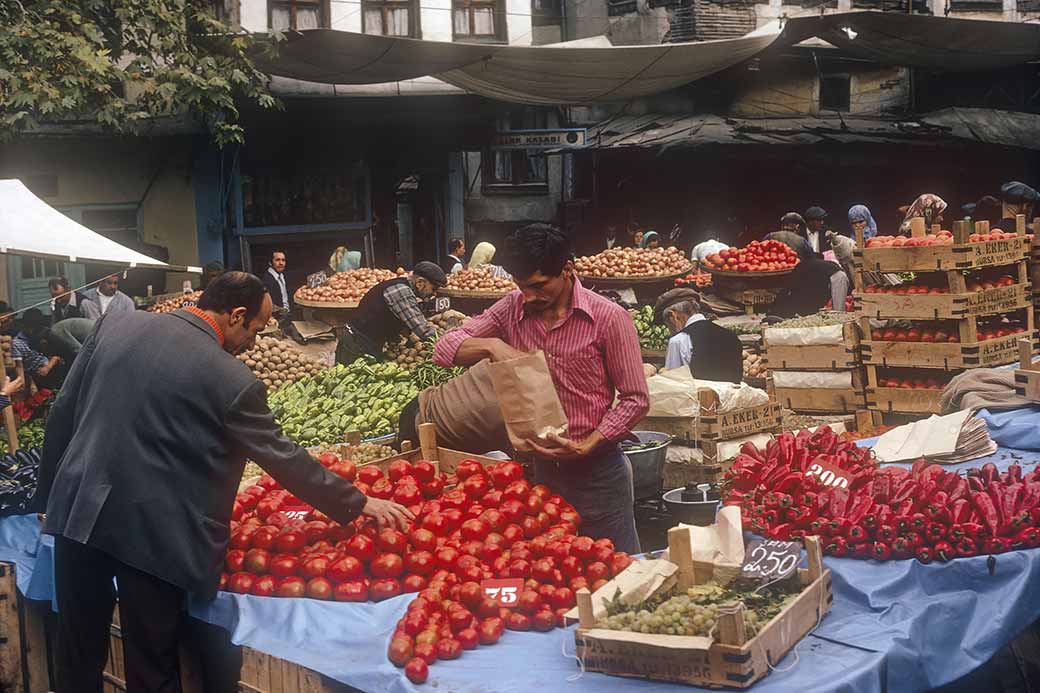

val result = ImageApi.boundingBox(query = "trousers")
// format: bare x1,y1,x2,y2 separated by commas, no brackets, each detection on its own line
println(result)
53,536,241,693
533,445,641,554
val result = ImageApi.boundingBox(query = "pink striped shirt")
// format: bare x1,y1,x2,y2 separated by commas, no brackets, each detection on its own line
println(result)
433,278,649,442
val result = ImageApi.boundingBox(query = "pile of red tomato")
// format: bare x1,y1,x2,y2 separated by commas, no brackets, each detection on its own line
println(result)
674,271,712,288
226,454,635,686
865,229,1019,248
863,274,1016,295
877,375,945,390
702,240,800,273
869,324,960,343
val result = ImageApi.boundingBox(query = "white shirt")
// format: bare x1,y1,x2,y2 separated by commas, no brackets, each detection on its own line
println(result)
807,229,821,253
268,267,289,309
664,314,706,370
606,236,617,249
98,292,114,315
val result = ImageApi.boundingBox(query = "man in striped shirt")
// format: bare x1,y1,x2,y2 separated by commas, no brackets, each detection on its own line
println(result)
434,224,649,553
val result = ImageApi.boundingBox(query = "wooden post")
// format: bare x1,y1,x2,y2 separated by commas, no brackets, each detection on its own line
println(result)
0,563,23,691
975,220,990,236
804,536,824,582
952,220,970,245
909,217,926,238
947,270,967,294
667,526,696,591
854,409,874,433
717,602,748,646
1017,214,1027,236
1,408,16,455
576,588,595,629
345,430,361,446
958,316,978,344
418,422,439,463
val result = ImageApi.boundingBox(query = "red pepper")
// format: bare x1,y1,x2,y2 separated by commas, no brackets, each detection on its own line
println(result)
1006,510,1032,535
847,524,869,543
1014,527,1040,548
891,479,917,505
950,499,972,525
946,476,969,503
799,491,818,508
912,481,939,513
910,513,929,532
765,438,781,464
903,531,924,548
875,506,893,528
828,518,850,537
971,491,1001,537
824,536,848,557
851,542,873,560
777,433,796,467
911,459,930,479
767,523,793,541
961,522,986,541
956,538,978,557
892,535,913,556
829,488,850,518
786,505,814,524
776,473,804,495
873,475,891,504
921,465,945,484
1031,507,1040,527
983,537,1010,554
896,513,913,534
788,529,807,541
1006,464,1023,484
1018,483,1040,515
763,509,779,526
809,518,830,536
876,525,897,543
967,476,985,492
925,522,947,543
849,469,875,492
792,447,811,474
981,462,999,487
916,546,934,564
764,492,780,507
739,442,765,464
925,491,949,522
948,524,967,542
1001,484,1024,532
846,495,874,525
871,542,892,561
777,493,795,509
934,541,955,562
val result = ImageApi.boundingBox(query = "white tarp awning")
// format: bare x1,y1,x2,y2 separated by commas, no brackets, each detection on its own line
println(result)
0,180,196,271
257,29,781,105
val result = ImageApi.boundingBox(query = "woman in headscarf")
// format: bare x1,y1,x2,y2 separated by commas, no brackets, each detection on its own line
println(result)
898,194,947,234
848,205,878,240
640,230,661,249
328,247,362,273
467,242,512,279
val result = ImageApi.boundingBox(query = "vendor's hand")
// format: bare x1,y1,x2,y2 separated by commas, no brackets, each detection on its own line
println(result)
1,375,23,398
362,496,414,530
527,431,606,462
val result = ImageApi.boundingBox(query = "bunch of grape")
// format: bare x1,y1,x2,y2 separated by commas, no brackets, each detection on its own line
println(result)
600,594,762,637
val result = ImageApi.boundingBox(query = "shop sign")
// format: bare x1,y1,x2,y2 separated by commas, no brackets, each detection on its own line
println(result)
805,459,851,489
435,297,451,313
490,129,587,150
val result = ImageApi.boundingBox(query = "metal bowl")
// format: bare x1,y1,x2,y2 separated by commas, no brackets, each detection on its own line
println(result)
622,431,672,501
661,487,720,526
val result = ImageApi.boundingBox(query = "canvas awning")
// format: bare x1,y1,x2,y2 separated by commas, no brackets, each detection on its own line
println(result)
256,30,781,105
0,180,199,272
257,14,1040,106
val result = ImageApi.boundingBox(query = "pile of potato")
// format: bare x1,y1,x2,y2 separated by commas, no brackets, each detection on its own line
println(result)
148,290,202,313
574,247,689,278
384,311,466,368
237,336,324,390
295,268,402,303
445,267,516,293
743,349,767,380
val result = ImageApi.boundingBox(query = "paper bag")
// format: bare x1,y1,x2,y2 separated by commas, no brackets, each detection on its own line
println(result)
487,351,568,453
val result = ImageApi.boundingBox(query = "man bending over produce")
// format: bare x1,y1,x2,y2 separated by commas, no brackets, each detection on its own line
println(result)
31,271,412,692
656,289,741,383
434,224,649,553
338,260,447,364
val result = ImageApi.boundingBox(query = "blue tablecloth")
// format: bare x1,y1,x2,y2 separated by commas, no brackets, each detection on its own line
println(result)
5,444,1040,693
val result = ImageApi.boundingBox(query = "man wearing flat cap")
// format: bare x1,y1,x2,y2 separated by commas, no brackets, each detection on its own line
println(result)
655,289,742,383
337,261,447,363
803,206,832,255
997,181,1040,233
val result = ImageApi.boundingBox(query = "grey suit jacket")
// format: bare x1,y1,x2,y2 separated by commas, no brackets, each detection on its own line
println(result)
80,289,135,320
32,309,366,599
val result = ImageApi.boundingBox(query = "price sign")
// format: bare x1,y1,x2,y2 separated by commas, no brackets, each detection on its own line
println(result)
741,539,801,581
306,271,328,289
281,504,313,521
805,459,850,489
481,578,524,607
181,300,197,308
435,297,451,313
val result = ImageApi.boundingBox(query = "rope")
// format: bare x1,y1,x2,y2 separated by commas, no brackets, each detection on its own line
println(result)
560,630,587,682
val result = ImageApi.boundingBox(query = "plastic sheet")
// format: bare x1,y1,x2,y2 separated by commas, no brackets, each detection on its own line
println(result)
977,407,1040,451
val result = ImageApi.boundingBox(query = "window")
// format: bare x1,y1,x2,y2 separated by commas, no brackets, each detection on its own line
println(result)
363,0,419,36
20,257,62,281
453,0,505,41
531,0,562,25
819,74,851,112
270,0,329,30
482,110,550,194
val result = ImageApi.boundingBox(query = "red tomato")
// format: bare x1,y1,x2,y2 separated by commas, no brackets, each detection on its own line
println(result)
409,528,438,552
388,636,414,667
344,534,377,563
482,490,504,508
250,574,277,597
405,657,429,684
506,612,532,631
378,528,409,555
537,584,557,602
569,576,589,593
243,549,270,575
225,549,246,573
461,474,490,500
461,518,491,542
531,558,555,584
357,465,384,485
388,459,414,483
436,638,462,660
478,616,504,645
503,480,532,502
327,555,363,582
274,531,306,555
403,550,435,576
305,577,333,600
502,524,525,546
457,627,479,650
585,561,609,583
532,609,556,632
329,461,356,481
507,560,531,579
370,578,403,602
516,589,543,614
274,575,306,598
551,586,575,610
299,556,330,580
611,553,633,576
402,574,428,593
410,460,436,483
480,509,507,533
456,459,485,480
521,516,543,539
421,477,445,499
372,553,405,579
413,642,438,665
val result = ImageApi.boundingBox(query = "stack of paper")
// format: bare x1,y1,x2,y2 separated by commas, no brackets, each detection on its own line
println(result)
873,409,998,464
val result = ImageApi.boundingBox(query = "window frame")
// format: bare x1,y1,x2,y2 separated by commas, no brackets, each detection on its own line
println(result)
480,110,552,195
819,73,852,113
452,0,507,43
268,0,331,31
361,0,422,37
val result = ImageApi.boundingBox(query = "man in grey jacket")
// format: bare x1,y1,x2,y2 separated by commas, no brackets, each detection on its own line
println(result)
33,272,411,692
80,273,135,319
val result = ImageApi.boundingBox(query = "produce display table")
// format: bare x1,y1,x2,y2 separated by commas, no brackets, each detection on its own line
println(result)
580,270,691,305
294,297,359,326
3,437,1040,693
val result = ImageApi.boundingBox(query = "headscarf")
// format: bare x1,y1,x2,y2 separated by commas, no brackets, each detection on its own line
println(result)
640,230,660,248
329,247,362,273
469,242,496,269
899,194,947,234
848,205,877,239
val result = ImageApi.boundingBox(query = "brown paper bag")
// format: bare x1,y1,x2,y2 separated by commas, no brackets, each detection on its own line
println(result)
487,350,568,453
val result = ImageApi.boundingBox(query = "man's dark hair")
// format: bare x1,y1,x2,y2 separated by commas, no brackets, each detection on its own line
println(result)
448,238,464,254
199,271,268,323
270,250,286,264
48,276,70,291
21,308,48,330
501,224,573,280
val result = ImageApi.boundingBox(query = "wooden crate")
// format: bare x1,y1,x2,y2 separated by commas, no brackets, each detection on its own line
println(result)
1013,338,1040,402
864,367,943,414
854,218,1029,273
856,262,1032,320
774,386,865,415
574,531,831,689
763,322,861,371
640,390,782,445
861,329,1036,369
0,562,52,693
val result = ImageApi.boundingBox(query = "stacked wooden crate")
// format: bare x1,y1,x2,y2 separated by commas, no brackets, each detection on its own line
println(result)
855,217,1033,416
765,319,866,415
